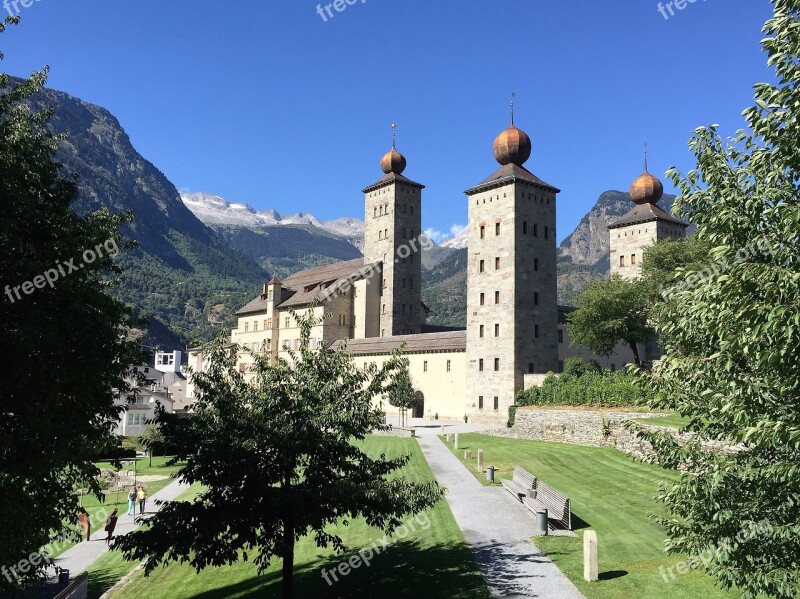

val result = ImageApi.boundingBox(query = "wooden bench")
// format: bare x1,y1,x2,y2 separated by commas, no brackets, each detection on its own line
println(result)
522,481,572,530
500,466,537,502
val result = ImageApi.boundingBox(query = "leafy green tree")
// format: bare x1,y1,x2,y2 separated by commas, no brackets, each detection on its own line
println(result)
566,276,651,365
387,359,418,427
0,18,141,592
641,236,712,298
114,311,443,599
631,2,800,597
139,423,165,468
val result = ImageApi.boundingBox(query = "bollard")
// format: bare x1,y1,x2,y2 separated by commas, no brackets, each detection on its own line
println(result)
440,425,445,436
465,450,472,459
446,434,452,443
584,530,598,582
454,433,459,450
477,449,484,471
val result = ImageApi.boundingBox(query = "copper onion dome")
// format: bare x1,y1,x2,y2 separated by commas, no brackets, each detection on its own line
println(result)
381,147,407,174
630,165,664,205
493,125,532,167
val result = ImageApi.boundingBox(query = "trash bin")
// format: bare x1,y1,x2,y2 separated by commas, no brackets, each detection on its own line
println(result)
485,466,495,482
534,509,549,536
58,569,70,585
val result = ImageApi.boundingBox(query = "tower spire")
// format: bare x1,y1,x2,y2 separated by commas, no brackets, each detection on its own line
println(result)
392,123,397,149
644,143,649,172
510,92,516,126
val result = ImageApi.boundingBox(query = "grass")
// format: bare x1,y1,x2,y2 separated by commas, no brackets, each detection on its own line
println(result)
442,433,741,599
51,456,183,558
631,413,692,429
99,437,490,598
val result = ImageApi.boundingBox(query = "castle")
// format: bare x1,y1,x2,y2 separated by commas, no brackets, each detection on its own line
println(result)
187,116,686,423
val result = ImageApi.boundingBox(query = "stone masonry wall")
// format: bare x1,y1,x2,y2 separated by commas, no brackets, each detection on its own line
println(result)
490,407,734,459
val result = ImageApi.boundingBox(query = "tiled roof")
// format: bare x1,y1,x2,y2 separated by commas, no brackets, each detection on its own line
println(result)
236,258,380,315
362,172,425,193
465,163,560,195
330,330,467,356
607,202,689,229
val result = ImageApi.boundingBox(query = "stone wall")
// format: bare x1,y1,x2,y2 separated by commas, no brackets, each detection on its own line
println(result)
490,407,734,459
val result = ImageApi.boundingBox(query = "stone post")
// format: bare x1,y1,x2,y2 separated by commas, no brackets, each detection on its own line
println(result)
464,450,472,459
477,449,484,472
440,425,445,436
454,433,459,450
584,530,598,582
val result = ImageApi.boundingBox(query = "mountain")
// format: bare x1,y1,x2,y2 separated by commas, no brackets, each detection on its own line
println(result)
181,192,364,246
440,229,468,249
16,77,268,348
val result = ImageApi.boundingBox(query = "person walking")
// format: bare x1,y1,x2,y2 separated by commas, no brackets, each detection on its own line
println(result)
104,508,119,545
137,486,147,515
77,508,90,542
127,487,136,516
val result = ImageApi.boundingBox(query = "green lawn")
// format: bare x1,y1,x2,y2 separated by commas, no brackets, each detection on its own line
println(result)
442,433,741,599
99,437,489,599
51,456,183,558
631,413,691,429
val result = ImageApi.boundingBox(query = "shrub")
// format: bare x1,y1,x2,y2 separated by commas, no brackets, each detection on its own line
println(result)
515,368,646,408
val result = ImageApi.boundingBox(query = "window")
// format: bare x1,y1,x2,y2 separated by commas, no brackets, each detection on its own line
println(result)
493,397,499,411
494,358,500,371
423,361,428,372
478,396,484,409
620,255,625,267
631,254,637,265
374,206,378,218
446,360,451,372
558,329,564,344
534,258,539,272
379,230,382,240
495,223,500,236
253,322,258,332
535,325,540,339
244,322,249,332
534,223,538,237
479,260,485,273
528,362,534,374
265,319,270,329
534,292,539,306
480,293,485,306
384,228,388,239
495,291,500,304
479,325,484,338
409,277,413,289
479,359,484,372
285,317,290,328
544,226,549,239
382,304,386,314
402,277,406,288
494,324,499,337
523,221,528,234
480,225,485,239
495,257,500,270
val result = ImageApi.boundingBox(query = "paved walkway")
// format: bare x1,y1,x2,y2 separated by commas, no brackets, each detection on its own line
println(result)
417,434,585,599
52,478,189,576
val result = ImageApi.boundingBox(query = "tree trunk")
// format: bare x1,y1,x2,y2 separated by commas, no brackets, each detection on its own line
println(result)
628,340,641,366
282,519,295,599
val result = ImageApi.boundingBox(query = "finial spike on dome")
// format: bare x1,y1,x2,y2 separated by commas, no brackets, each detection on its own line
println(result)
391,123,397,149
510,92,517,126
644,143,649,172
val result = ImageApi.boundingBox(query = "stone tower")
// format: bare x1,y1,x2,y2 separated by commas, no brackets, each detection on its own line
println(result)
464,113,560,421
362,128,425,337
608,159,689,279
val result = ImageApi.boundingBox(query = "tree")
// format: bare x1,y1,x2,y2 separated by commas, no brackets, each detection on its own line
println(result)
114,311,443,599
630,2,800,597
0,18,141,592
387,359,417,427
566,276,651,365
139,423,165,468
641,236,712,298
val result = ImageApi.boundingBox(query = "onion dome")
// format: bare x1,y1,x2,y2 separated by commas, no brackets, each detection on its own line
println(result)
630,168,664,205
380,147,407,174
493,125,532,167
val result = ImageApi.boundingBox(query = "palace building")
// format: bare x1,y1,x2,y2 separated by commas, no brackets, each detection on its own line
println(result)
187,116,684,423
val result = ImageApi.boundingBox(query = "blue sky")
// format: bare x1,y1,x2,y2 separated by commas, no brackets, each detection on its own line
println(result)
1,0,776,243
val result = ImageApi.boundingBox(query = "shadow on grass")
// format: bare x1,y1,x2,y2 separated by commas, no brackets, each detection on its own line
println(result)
599,570,628,580
184,539,489,599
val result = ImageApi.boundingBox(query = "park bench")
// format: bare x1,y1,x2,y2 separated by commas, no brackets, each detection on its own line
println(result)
522,481,572,530
500,466,537,501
